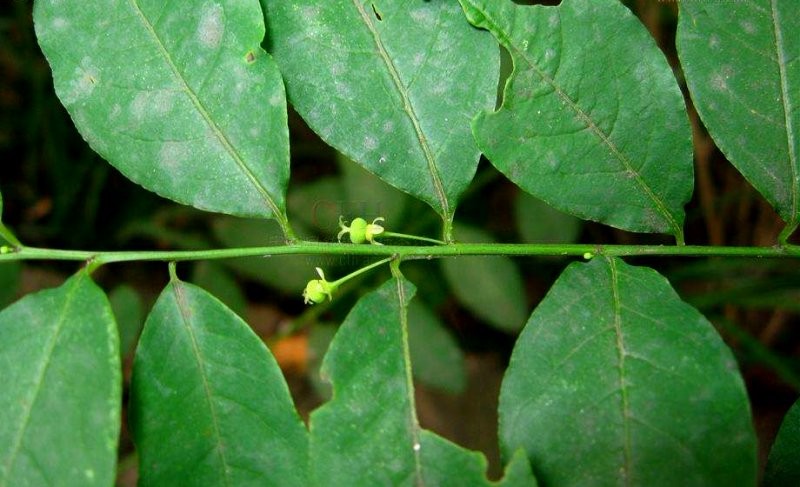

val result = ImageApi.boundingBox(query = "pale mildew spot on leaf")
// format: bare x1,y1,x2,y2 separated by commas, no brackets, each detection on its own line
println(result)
130,91,149,121
65,57,99,105
197,4,224,49
159,141,190,172
364,135,378,151
52,17,68,29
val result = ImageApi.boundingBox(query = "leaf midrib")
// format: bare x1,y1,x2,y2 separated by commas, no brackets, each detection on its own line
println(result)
394,276,424,486
770,0,798,225
172,282,232,487
352,0,450,219
473,4,682,238
609,258,632,486
128,0,282,219
2,274,84,485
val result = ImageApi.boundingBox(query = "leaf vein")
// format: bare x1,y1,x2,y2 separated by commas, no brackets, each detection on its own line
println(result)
128,0,283,221
353,0,449,219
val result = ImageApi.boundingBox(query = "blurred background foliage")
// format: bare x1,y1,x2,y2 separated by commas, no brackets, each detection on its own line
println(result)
1,0,799,483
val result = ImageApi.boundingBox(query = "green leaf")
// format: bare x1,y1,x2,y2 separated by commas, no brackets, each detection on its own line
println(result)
677,1,799,237
307,323,337,401
287,177,346,237
0,192,21,248
515,190,582,244
190,261,248,317
418,433,536,487
33,0,292,230
499,257,757,486
310,275,534,486
0,262,21,308
337,153,408,227
263,0,499,233
441,225,528,332
108,284,144,359
130,278,308,486
0,271,121,486
460,0,693,240
408,299,467,394
765,398,800,486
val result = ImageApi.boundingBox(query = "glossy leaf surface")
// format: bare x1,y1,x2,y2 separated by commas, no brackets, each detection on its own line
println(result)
460,0,693,239
677,0,799,235
765,398,800,486
500,257,757,486
310,276,534,486
130,279,308,486
263,0,498,229
0,272,120,486
34,0,291,225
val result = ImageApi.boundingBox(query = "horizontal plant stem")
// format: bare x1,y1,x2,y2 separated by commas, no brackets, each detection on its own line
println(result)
1,242,800,265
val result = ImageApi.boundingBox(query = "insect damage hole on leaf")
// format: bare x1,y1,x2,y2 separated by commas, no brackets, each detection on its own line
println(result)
371,3,383,21
245,51,256,63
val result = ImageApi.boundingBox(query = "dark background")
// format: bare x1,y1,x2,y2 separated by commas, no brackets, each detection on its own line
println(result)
1,0,799,483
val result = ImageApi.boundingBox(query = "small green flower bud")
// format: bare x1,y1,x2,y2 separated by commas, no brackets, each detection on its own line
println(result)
338,216,385,245
302,268,335,304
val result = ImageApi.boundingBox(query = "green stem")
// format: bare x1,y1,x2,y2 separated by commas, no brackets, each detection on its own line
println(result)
0,223,22,248
330,257,395,287
2,242,800,265
381,231,446,245
779,222,798,245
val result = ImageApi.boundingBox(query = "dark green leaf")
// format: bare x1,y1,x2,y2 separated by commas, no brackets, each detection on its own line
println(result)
264,0,499,232
677,1,799,235
515,190,582,244
419,432,536,487
460,0,693,240
0,271,120,486
307,323,337,401
408,299,466,394
108,284,144,359
287,177,345,237
0,262,21,308
337,153,408,228
34,0,292,228
441,225,527,332
310,276,534,486
765,397,800,486
191,261,248,317
130,279,308,486
499,257,757,486
0,192,21,248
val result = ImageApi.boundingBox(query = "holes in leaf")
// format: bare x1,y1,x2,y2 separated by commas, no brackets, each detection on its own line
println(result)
245,51,256,63
371,3,382,21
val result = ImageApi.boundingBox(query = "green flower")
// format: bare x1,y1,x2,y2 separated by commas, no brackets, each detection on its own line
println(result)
338,216,385,244
302,268,336,304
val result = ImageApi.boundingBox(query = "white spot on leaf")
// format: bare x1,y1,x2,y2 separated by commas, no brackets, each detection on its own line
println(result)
364,135,378,150
197,4,224,49
65,57,99,105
